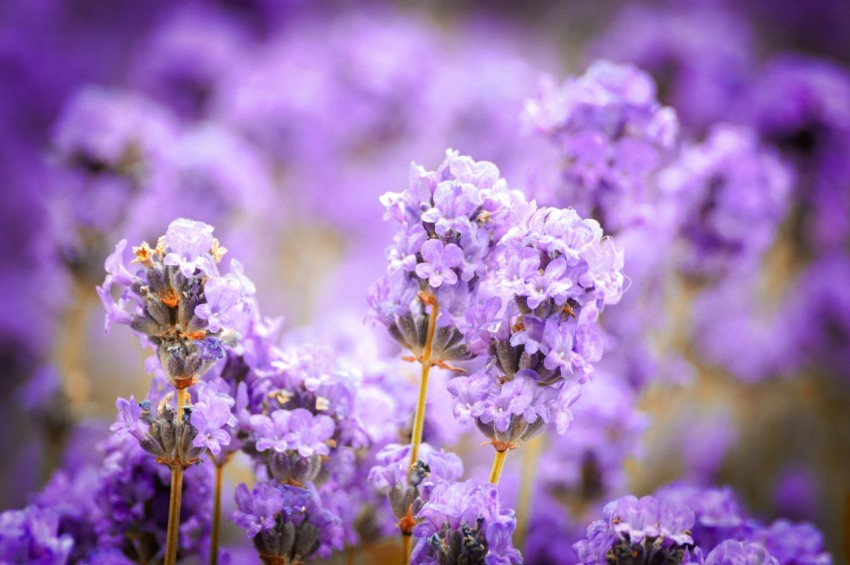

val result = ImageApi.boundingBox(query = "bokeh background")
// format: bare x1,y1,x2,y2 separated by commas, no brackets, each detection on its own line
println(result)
2,0,849,562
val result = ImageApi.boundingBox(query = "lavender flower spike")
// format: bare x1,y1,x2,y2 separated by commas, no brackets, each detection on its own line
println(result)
574,495,694,564
411,480,521,565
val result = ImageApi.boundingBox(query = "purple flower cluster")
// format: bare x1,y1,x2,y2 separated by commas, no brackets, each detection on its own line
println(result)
229,481,343,563
523,60,680,231
0,506,73,565
590,2,754,131
241,344,365,488
412,480,521,565
659,124,792,280
449,204,624,449
573,495,695,564
2,2,849,563
368,150,529,360
98,217,255,389
575,484,835,565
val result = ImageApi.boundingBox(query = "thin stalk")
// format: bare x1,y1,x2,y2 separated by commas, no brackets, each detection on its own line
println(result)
165,388,189,565
407,299,439,479
515,435,543,549
401,297,439,565
165,464,184,565
401,535,412,565
488,449,508,485
209,461,225,565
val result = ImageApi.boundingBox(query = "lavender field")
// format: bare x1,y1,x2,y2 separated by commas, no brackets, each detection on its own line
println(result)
1,1,848,563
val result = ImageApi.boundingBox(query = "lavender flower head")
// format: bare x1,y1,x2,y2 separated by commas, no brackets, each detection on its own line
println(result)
449,204,624,449
97,217,256,389
411,480,521,565
523,61,679,231
230,481,343,564
239,343,365,489
658,124,792,280
574,495,694,565
368,149,530,363
750,55,850,248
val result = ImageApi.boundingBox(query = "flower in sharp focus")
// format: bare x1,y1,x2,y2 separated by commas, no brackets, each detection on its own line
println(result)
97,218,256,388
189,382,237,456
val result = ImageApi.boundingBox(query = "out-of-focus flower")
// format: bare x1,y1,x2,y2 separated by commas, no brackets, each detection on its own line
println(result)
0,506,73,565
573,495,694,564
659,124,792,280
523,61,679,231
411,480,521,565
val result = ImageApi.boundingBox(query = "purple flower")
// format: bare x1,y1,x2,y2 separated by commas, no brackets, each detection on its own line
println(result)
230,482,286,538
654,484,747,552
479,376,536,433
230,481,343,562
94,433,212,560
368,442,463,495
590,3,754,130
251,408,334,457
659,123,792,279
421,180,482,236
574,494,694,564
98,218,256,387
162,218,217,277
747,520,831,565
0,507,73,565
522,61,679,231
446,376,492,425
286,409,336,458
415,239,464,288
190,382,237,456
194,271,253,333
412,480,521,565
369,150,529,353
109,396,147,441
